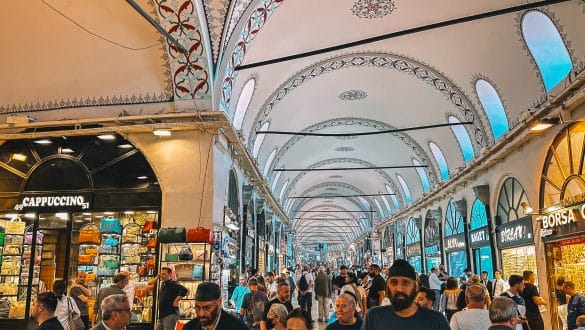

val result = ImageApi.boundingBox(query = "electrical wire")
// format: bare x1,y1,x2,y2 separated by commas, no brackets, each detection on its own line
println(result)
41,0,161,51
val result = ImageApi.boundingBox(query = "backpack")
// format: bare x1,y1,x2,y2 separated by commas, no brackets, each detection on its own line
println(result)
247,291,267,327
298,273,309,291
444,291,459,311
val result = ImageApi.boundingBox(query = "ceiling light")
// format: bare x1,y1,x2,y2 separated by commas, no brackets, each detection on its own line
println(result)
137,176,148,180
147,210,158,214
118,144,133,149
97,134,116,140
153,130,171,137
530,118,559,132
24,213,36,218
61,148,74,153
55,212,69,220
82,212,91,216
123,211,134,215
34,139,52,145
104,212,115,215
11,153,27,161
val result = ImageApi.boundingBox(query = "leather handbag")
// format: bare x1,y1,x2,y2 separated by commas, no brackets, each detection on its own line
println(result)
78,224,101,244
186,227,213,243
143,218,157,232
147,238,157,248
158,228,186,243
77,254,94,265
5,221,25,235
100,217,122,234
85,247,98,256
178,246,193,261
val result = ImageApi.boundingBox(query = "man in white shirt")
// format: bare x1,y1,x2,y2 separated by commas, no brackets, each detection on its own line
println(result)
266,271,278,299
428,268,444,311
297,266,314,323
120,270,157,308
492,270,509,298
450,285,491,330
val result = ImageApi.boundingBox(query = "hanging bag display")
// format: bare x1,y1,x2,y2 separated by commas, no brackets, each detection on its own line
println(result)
186,227,213,243
79,224,101,244
122,223,141,243
175,263,194,280
142,218,157,232
5,221,25,235
178,246,193,261
100,217,122,234
0,227,5,246
158,228,186,243
192,264,204,280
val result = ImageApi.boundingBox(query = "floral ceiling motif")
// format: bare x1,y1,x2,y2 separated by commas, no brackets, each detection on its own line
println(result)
351,0,396,19
335,146,355,152
202,0,230,63
339,89,368,101
223,0,254,49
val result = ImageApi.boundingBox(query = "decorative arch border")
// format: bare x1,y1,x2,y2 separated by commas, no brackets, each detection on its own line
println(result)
249,52,487,148
469,74,511,144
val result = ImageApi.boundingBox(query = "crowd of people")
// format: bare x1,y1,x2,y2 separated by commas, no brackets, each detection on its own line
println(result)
29,260,585,330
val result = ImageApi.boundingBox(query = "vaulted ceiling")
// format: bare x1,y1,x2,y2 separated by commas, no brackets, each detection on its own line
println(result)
1,0,584,251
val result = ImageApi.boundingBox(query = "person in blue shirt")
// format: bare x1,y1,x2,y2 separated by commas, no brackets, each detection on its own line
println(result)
230,275,250,311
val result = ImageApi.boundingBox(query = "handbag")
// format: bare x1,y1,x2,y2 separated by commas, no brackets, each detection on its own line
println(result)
165,253,179,262
175,263,194,280
8,300,25,319
186,227,213,243
100,217,122,234
143,218,157,232
4,245,20,255
0,227,4,246
84,247,98,256
158,228,186,243
192,264,204,280
5,221,25,235
67,297,85,330
147,238,157,248
24,231,44,245
77,255,94,265
103,236,119,247
79,224,101,244
178,246,193,261
104,257,120,269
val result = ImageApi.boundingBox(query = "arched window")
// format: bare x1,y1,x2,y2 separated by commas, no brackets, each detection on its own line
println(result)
470,199,488,230
429,142,450,181
522,11,573,92
271,171,282,192
262,148,277,177
445,199,464,236
497,177,529,223
252,122,270,158
233,78,256,130
395,222,405,259
475,79,509,140
396,175,412,204
227,170,239,213
449,116,474,162
278,180,289,201
381,195,392,215
374,199,385,218
385,184,400,209
413,159,430,191
406,218,420,244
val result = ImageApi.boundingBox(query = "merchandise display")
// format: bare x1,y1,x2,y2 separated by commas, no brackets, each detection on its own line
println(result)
159,242,211,320
0,219,29,319
549,238,585,293
501,246,537,279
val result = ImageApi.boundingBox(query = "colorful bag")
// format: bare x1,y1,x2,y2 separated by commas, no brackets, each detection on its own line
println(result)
100,217,122,234
0,227,4,246
146,258,155,269
104,236,119,247
192,264,204,280
79,224,101,244
186,227,213,243
165,253,179,262
147,239,157,248
85,247,98,256
104,257,119,270
124,223,141,236
77,255,94,265
4,245,20,255
175,263,194,280
5,221,25,235
143,218,157,232
178,246,193,261
158,228,186,243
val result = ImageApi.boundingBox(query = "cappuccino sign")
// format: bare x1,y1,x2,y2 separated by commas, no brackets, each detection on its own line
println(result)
15,195,90,210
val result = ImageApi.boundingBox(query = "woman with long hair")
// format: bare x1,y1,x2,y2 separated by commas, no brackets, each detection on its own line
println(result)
439,277,461,321
53,280,81,330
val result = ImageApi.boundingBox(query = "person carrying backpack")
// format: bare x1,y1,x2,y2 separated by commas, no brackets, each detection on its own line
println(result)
296,266,314,323
439,277,462,321
240,278,269,329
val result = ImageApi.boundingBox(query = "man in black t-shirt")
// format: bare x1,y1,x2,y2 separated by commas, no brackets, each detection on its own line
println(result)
366,264,386,309
325,293,362,330
241,278,269,329
31,292,64,330
362,259,449,330
333,266,349,293
157,267,188,330
261,281,293,330
520,271,546,330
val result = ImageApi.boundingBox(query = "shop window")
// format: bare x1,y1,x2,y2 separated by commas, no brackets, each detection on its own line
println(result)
470,199,488,230
429,142,450,181
385,184,400,209
475,79,509,140
521,11,573,92
395,221,405,259
412,159,430,191
445,199,464,236
474,246,494,279
448,116,475,162
396,175,412,204
406,218,420,245
233,78,256,130
252,122,270,158
496,177,529,223
262,148,277,177
25,159,90,191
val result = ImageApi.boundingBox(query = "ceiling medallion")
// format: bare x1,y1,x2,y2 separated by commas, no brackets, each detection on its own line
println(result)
335,146,354,152
339,89,367,101
351,0,396,19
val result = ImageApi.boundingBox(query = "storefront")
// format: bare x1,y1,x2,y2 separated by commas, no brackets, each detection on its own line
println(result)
469,199,494,276
405,217,422,273
495,177,536,279
0,135,161,329
423,210,442,272
538,122,585,329
444,199,467,277
381,225,393,266
394,220,405,260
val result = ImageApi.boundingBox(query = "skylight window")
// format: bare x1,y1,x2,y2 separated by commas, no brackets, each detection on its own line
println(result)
448,116,474,162
522,11,573,92
396,175,412,204
385,184,400,209
233,78,256,130
429,142,449,181
412,159,430,192
252,122,270,158
475,79,509,140
374,199,384,218
262,148,277,177
381,195,392,215
278,180,289,201
271,171,282,192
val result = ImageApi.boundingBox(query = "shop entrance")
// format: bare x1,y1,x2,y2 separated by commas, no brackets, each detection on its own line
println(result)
37,212,73,294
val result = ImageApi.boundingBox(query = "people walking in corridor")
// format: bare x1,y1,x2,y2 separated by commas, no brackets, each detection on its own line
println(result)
183,282,247,330
261,281,292,330
325,293,362,330
439,277,461,321
366,264,385,309
500,275,527,330
241,277,269,329
564,281,585,330
296,266,314,323
487,297,521,330
428,268,444,310
231,275,250,311
91,294,131,330
449,284,491,330
314,266,332,323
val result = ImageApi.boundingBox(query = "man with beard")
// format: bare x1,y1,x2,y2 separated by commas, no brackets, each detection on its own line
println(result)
183,282,247,330
261,281,293,330
362,259,449,330
91,294,132,330
366,264,386,309
333,266,349,293
31,292,64,330
415,287,436,309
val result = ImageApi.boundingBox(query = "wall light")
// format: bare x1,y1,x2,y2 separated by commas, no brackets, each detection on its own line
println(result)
530,118,559,132
11,153,27,161
520,202,534,214
137,176,148,180
118,144,133,149
34,139,52,145
153,130,171,137
97,134,116,140
61,148,74,153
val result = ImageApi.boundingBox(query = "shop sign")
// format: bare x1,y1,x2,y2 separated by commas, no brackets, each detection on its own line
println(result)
424,245,440,257
540,203,585,238
496,216,533,249
444,234,466,252
470,228,490,248
15,194,90,211
406,244,421,257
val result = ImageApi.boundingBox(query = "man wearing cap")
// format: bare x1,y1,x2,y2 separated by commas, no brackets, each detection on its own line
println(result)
366,264,386,309
183,282,247,330
363,259,449,330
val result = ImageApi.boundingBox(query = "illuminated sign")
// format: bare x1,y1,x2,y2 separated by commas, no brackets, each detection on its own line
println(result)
444,234,465,252
496,216,533,249
15,195,90,210
470,228,490,248
406,244,421,256
540,203,585,238
425,245,440,256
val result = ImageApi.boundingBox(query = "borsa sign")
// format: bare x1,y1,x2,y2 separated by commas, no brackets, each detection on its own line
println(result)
541,204,583,229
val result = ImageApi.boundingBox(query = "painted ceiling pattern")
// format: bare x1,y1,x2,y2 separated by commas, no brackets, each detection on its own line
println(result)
223,0,254,49
251,53,486,148
154,0,210,99
351,0,396,19
202,0,231,63
339,89,368,101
